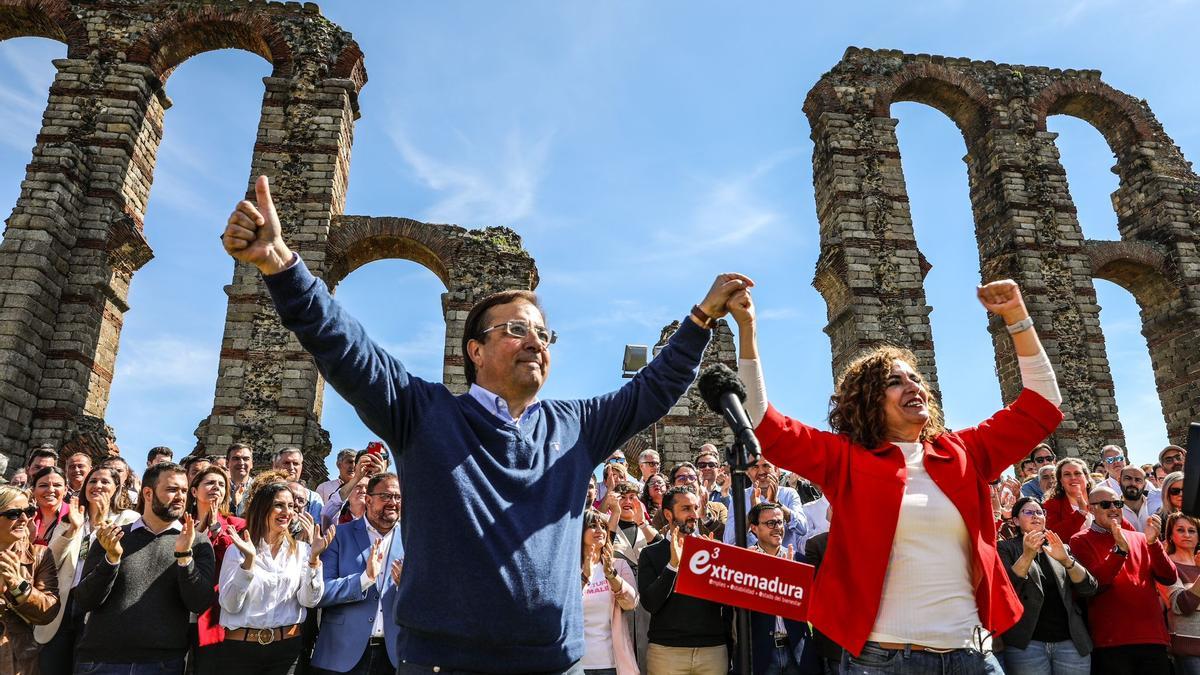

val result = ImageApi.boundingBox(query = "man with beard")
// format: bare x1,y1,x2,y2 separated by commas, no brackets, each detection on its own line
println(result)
1160,444,1186,476
639,486,729,674
1119,465,1161,531
723,456,808,550
1070,484,1176,675
312,472,405,675
73,462,216,674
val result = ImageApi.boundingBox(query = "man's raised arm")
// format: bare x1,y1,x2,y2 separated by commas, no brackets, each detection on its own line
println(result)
221,176,432,446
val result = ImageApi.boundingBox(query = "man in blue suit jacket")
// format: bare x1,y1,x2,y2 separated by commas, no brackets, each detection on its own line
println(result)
312,472,405,675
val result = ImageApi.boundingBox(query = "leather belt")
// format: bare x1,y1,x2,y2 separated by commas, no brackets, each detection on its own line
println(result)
368,636,386,647
873,641,958,654
225,624,302,645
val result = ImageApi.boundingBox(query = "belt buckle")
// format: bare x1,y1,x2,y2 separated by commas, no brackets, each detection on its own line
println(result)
773,631,788,648
255,627,276,645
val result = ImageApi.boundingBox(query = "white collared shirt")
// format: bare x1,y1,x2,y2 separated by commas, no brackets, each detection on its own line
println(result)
468,383,542,429
358,522,398,638
219,539,323,629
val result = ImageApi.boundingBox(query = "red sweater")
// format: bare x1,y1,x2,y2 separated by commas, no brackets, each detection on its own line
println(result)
1069,526,1177,648
755,389,1062,656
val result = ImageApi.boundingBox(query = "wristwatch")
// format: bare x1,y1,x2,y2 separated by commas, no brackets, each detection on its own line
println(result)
12,579,31,600
1111,545,1128,557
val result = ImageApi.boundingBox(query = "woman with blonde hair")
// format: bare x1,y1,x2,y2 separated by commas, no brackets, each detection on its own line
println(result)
214,482,332,674
36,466,138,673
732,280,1063,672
0,485,60,674
1157,472,1185,540
580,508,639,675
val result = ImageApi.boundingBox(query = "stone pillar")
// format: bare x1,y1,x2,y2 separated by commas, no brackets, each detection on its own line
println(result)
966,126,1122,456
808,111,940,397
28,61,160,448
196,72,361,481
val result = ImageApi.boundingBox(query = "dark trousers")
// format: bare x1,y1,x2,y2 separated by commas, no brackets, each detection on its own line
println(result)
396,661,583,675
1091,644,1171,675
209,637,303,675
40,596,84,675
74,657,185,675
311,644,393,675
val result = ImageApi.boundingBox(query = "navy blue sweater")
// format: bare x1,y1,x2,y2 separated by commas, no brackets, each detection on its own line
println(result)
264,259,709,672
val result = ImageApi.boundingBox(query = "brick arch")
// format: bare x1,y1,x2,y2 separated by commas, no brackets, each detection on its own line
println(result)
324,216,458,288
126,9,294,82
1032,79,1153,156
1084,239,1175,309
873,63,994,142
0,0,87,57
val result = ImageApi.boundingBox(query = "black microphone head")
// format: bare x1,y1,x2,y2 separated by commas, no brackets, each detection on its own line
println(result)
697,363,746,414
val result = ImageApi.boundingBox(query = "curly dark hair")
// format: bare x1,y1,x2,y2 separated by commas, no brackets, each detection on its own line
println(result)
827,345,945,449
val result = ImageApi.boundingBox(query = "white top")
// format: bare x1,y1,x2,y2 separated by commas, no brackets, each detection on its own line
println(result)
581,562,616,669
868,442,982,648
357,522,398,638
315,478,343,503
219,539,323,629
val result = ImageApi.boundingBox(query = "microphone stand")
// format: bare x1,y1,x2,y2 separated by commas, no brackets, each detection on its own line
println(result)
725,433,756,675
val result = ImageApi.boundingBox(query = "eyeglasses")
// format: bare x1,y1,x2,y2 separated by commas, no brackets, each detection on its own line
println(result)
1033,455,1055,464
368,493,403,502
0,506,36,520
1089,499,1125,509
1103,455,1126,465
1169,487,1184,496
674,475,698,484
607,458,627,464
479,320,556,346
696,462,719,469
756,519,785,529
1019,509,1045,518
641,460,661,466
1163,453,1184,464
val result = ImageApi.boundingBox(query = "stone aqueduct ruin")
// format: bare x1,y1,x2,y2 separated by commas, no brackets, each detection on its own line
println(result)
0,1,1197,473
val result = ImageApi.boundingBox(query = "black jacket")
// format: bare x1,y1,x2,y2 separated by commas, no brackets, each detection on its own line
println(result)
996,535,1098,654
637,535,727,648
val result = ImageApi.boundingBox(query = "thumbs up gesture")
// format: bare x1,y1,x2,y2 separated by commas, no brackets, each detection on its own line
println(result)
222,175,294,274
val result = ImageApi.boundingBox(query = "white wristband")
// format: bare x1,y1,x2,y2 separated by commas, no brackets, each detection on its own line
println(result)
1005,317,1034,335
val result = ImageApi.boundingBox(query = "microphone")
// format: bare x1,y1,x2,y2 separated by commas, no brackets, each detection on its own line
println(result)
696,364,760,457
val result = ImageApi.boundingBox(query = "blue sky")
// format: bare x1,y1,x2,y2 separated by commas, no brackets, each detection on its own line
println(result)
2,1,1197,476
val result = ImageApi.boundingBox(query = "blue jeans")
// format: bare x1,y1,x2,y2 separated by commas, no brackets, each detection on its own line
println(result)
1175,654,1200,675
840,643,1003,674
1002,639,1089,674
75,657,185,675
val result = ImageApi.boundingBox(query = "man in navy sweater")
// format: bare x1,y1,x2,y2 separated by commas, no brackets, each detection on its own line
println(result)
222,176,750,674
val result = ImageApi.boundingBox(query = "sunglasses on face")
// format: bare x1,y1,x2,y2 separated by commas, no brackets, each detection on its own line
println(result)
1033,455,1055,464
1170,487,1184,496
1090,500,1125,510
479,319,556,346
695,462,719,469
0,506,36,520
607,458,627,464
1163,453,1184,464
1103,455,1126,465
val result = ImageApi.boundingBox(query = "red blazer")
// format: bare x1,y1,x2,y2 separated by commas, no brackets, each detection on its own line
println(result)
1044,494,1134,542
197,513,247,647
755,389,1062,656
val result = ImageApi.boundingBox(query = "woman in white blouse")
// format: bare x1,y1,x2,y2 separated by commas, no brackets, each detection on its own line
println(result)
215,481,335,674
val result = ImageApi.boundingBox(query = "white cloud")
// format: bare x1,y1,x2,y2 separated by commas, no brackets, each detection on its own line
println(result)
0,43,59,153
115,336,219,391
386,123,554,228
634,147,805,264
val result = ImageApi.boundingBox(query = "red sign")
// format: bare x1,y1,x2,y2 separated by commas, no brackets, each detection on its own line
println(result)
675,536,815,622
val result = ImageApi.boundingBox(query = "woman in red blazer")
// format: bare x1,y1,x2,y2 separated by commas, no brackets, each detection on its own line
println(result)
729,280,1063,674
187,464,247,672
